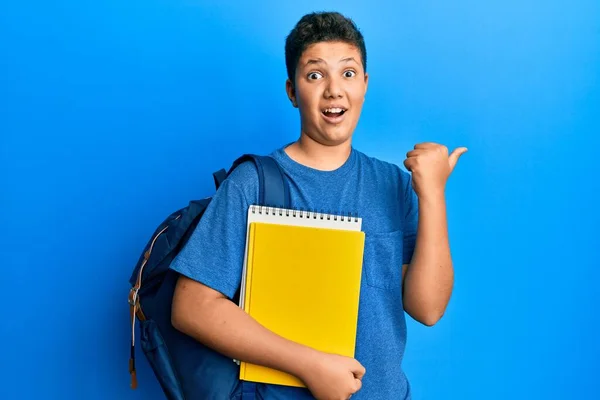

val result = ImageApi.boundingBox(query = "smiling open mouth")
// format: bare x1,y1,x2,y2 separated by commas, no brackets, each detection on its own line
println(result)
322,107,347,118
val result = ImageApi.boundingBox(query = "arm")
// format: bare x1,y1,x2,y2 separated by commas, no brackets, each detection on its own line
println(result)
402,143,467,326
402,193,453,326
171,275,317,378
171,276,365,398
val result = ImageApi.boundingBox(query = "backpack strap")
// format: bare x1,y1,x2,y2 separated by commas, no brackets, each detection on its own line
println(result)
212,168,228,190
228,154,291,209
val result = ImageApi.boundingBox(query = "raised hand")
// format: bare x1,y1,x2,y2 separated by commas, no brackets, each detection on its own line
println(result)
404,142,467,199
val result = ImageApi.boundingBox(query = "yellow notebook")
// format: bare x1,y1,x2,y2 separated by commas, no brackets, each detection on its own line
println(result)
238,205,365,387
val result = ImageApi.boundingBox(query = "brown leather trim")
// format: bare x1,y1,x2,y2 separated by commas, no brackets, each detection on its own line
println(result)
136,305,147,321
129,358,138,389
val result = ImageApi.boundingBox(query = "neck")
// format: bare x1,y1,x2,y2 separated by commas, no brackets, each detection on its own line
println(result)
285,133,352,171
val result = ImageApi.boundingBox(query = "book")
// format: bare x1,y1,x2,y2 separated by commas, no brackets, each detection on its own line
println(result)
238,205,365,387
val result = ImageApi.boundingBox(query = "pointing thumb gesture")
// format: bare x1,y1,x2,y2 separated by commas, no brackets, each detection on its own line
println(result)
404,142,467,200
448,147,468,171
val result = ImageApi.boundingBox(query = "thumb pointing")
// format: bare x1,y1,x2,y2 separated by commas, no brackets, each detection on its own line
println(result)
448,147,468,170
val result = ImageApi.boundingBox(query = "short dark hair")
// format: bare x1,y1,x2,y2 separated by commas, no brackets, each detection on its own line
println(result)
285,12,367,86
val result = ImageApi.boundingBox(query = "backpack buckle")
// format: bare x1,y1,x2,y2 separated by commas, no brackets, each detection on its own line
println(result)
128,287,139,306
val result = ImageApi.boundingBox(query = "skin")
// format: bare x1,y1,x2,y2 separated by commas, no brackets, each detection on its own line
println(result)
171,40,466,400
284,41,368,171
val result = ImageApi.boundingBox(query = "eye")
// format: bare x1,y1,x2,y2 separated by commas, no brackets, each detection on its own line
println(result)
344,70,356,78
308,72,323,80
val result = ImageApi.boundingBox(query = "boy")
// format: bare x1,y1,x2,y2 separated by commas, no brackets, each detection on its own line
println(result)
170,11,466,400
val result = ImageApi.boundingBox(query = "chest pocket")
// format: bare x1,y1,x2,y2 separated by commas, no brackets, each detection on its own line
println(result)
363,230,404,292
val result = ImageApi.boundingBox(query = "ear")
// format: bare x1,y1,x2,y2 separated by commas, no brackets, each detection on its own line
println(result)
286,79,298,108
363,72,369,97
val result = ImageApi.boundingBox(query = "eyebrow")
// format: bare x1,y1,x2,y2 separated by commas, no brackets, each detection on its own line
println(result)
304,57,360,66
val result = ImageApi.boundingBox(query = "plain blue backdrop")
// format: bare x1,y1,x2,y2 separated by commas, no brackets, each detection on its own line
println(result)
2,0,599,399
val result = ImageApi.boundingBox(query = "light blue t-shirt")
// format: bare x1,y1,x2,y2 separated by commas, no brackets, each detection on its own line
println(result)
170,145,418,400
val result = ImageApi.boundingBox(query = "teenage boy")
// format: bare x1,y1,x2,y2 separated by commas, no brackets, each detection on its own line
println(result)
170,11,466,400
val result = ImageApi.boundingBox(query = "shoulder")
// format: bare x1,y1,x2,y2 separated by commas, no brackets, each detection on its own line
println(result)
220,160,260,205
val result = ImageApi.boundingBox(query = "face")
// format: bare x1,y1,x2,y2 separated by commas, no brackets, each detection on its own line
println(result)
286,41,369,147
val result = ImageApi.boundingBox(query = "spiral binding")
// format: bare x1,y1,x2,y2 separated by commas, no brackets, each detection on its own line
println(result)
250,205,360,223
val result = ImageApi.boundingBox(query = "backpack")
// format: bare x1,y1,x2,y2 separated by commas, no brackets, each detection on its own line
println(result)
127,154,290,399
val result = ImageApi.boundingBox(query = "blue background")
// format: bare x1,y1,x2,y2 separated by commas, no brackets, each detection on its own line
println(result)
2,0,599,399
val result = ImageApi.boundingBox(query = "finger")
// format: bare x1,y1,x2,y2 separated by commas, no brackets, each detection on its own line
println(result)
405,149,423,158
353,378,362,392
352,363,366,380
414,142,438,150
448,147,468,170
404,158,416,172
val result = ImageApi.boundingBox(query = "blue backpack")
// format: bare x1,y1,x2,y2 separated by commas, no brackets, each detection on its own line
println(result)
127,154,290,399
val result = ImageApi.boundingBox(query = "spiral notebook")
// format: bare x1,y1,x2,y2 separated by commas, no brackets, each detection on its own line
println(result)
238,205,365,387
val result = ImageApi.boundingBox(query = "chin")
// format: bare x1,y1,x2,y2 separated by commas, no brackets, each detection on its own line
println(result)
314,134,352,147
322,127,354,145
301,120,355,147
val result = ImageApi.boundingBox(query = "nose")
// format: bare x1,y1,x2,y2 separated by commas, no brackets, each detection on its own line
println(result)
324,75,343,99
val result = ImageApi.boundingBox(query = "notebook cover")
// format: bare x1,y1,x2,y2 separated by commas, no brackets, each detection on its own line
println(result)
240,221,365,387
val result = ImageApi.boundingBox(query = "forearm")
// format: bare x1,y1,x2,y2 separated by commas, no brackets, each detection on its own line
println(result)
172,284,317,379
403,192,454,325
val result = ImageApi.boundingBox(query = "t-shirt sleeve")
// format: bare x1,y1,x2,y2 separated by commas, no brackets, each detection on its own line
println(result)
402,173,419,265
169,176,252,300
